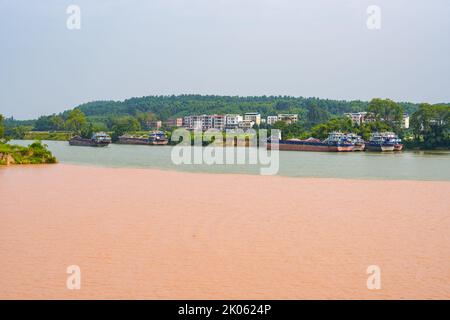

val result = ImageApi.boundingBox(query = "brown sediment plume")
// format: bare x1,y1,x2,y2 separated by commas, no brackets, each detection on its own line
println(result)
0,164,449,299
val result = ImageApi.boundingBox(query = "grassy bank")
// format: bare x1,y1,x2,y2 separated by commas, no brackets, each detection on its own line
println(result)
0,141,57,165
23,131,72,141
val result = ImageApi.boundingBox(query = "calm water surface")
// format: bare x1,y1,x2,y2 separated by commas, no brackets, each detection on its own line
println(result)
11,140,450,181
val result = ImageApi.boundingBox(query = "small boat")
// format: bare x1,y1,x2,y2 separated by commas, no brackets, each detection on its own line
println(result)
345,133,365,151
366,133,395,152
69,132,111,147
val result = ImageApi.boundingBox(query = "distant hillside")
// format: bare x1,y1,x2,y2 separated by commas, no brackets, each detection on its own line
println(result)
69,95,419,120
8,95,424,128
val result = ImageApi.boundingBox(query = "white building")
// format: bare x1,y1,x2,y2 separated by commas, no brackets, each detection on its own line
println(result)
183,115,203,130
184,115,225,131
212,115,225,131
345,112,374,126
244,113,261,126
402,113,410,129
238,120,255,130
277,114,298,125
267,116,278,125
225,114,243,129
345,112,409,128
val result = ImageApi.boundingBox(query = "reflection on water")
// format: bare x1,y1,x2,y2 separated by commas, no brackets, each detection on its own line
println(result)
10,140,450,181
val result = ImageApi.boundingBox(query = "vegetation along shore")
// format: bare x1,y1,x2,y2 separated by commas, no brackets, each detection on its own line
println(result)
0,115,56,165
3,95,449,150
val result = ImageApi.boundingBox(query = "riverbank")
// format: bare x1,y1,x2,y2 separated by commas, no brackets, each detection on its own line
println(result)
0,164,449,299
0,141,56,165
8,140,450,181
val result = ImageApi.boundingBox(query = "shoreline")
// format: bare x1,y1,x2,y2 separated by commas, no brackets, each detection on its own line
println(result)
11,137,450,152
2,162,450,183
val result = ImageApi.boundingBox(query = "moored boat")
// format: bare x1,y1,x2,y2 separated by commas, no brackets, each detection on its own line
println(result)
345,133,365,151
268,132,354,152
324,132,354,152
149,131,169,145
382,132,403,151
69,132,111,147
118,134,150,145
118,131,168,146
366,133,395,152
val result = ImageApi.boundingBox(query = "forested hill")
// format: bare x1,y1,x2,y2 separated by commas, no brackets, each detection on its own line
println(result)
68,95,419,120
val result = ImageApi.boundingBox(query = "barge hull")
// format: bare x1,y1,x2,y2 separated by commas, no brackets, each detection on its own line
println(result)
268,141,354,152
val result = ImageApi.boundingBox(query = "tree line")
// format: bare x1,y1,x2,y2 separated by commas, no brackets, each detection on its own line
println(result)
2,96,448,149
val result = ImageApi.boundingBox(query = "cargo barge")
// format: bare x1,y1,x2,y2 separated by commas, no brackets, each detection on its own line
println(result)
268,132,354,152
118,131,169,146
69,132,111,147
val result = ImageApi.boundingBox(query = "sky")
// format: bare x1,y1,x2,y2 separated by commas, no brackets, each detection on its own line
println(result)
0,0,449,119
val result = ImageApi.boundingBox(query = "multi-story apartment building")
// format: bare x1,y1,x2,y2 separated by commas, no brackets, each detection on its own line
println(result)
244,113,261,126
402,113,410,129
212,115,225,131
165,118,183,128
146,120,162,129
346,112,409,128
225,114,243,129
267,116,278,125
184,115,225,131
345,112,375,126
238,120,255,130
277,114,298,125
183,115,203,130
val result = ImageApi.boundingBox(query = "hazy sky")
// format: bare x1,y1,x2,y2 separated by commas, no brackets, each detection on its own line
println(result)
1,0,449,119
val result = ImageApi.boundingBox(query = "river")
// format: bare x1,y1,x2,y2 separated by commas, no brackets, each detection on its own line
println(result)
10,140,450,181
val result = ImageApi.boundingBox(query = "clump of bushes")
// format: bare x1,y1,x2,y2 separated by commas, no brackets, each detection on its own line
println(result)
0,141,57,165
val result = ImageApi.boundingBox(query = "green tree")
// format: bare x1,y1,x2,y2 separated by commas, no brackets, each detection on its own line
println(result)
306,102,330,128
66,109,87,135
368,98,404,130
135,111,157,128
49,115,65,131
310,117,354,139
7,125,30,139
111,116,141,141
356,121,391,141
0,114,5,140
411,104,449,149
34,116,53,131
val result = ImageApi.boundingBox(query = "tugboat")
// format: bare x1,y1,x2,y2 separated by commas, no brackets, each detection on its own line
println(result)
382,132,403,151
149,131,169,145
366,133,395,152
345,133,365,151
69,132,111,147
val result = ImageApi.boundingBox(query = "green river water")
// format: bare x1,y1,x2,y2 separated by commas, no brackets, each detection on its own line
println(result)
10,140,450,181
